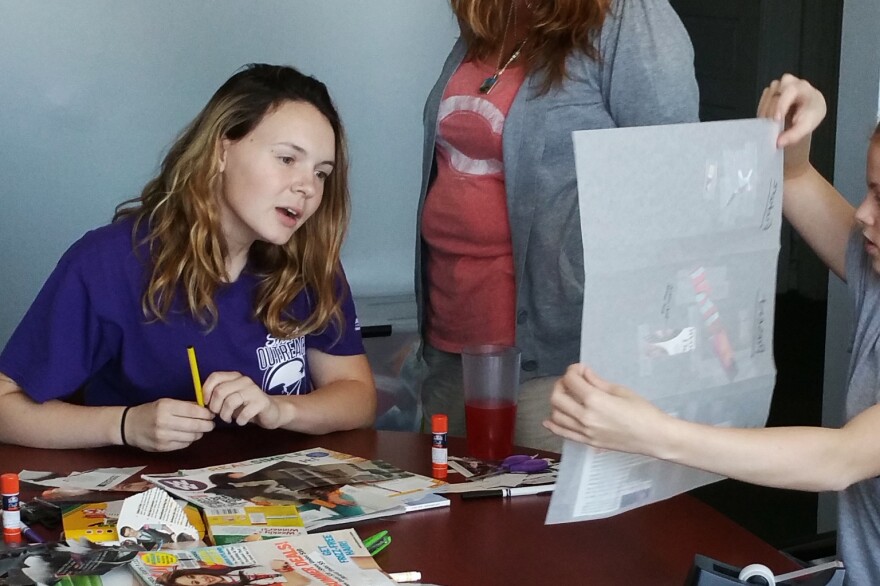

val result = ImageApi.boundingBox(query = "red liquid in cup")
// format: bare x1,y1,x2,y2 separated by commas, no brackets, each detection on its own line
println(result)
465,399,517,461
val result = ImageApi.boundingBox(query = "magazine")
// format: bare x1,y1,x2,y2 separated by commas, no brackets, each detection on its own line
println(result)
62,499,205,545
142,448,446,530
401,492,450,512
128,529,396,586
116,489,200,549
20,468,151,505
439,455,558,493
0,539,141,586
202,504,306,545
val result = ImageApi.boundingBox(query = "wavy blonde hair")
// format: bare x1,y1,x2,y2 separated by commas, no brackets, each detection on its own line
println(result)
114,64,350,339
450,0,612,92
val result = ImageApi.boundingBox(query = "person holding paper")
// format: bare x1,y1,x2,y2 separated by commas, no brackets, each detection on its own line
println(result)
0,64,376,452
413,0,699,451
545,73,880,585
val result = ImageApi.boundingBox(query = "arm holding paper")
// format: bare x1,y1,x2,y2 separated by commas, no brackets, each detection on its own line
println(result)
544,76,880,490
545,364,880,492
759,74,854,280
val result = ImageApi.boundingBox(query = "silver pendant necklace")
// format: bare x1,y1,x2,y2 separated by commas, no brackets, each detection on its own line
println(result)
479,39,526,95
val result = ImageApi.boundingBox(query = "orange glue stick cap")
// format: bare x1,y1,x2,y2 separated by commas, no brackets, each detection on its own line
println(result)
432,414,448,433
1,473,18,494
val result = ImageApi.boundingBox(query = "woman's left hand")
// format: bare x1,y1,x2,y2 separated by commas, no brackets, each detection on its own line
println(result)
203,372,280,428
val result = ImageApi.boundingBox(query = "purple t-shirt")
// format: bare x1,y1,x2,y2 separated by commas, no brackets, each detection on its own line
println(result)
0,218,364,406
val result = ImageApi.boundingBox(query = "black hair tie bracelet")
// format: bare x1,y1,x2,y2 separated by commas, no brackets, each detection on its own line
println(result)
120,406,132,447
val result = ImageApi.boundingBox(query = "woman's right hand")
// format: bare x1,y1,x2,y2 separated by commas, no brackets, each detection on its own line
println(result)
123,399,215,451
543,363,670,456
757,74,827,179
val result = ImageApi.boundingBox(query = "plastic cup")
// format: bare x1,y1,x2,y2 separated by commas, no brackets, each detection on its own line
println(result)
461,345,521,461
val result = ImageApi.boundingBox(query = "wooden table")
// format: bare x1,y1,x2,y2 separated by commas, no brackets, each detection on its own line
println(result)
0,427,800,585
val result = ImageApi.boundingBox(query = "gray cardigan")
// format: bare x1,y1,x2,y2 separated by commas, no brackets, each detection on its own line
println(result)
415,0,699,381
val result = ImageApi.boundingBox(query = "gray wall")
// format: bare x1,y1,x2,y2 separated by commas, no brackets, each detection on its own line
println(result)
0,1,458,345
817,0,880,533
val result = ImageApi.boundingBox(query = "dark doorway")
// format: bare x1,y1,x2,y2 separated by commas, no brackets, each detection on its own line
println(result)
670,0,843,549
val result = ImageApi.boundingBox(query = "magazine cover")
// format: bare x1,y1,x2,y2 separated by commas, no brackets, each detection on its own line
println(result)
61,502,124,543
128,529,396,586
116,489,199,550
62,501,205,545
143,448,445,530
202,504,306,545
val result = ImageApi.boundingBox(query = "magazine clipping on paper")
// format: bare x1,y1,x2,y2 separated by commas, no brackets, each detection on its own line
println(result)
546,118,783,524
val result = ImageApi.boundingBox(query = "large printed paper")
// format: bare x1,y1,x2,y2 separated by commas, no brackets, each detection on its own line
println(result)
546,118,782,523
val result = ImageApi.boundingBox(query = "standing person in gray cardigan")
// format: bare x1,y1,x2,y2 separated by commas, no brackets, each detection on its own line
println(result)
413,0,699,452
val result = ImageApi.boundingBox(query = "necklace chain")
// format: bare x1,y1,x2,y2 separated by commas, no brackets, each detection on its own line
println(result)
497,1,516,70
478,2,525,95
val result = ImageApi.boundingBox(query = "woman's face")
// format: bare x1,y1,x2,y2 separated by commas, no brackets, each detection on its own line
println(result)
174,574,227,586
217,100,336,254
855,142,880,274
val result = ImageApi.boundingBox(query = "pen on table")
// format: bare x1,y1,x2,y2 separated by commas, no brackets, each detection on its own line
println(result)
388,571,421,583
186,346,205,407
20,522,45,544
461,484,555,500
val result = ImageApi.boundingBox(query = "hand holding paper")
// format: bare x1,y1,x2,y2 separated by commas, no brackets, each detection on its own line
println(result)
757,74,826,150
544,364,669,457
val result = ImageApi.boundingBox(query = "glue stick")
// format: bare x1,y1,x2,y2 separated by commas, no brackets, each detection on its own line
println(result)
431,414,448,479
2,472,21,543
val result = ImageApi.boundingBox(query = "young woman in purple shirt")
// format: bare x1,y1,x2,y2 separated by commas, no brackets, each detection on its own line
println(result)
0,64,375,451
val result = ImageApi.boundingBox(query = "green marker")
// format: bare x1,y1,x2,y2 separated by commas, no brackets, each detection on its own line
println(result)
363,529,391,556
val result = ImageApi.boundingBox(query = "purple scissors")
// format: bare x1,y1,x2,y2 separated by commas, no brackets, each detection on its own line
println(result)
501,454,549,474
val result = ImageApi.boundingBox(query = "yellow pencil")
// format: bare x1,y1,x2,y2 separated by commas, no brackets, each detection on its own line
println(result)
186,346,205,406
